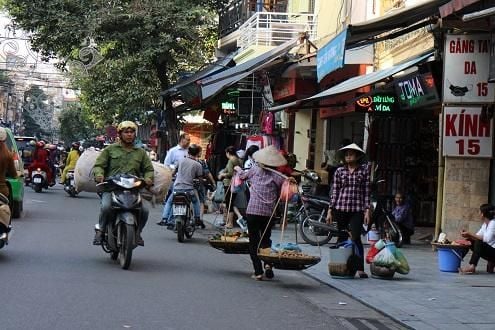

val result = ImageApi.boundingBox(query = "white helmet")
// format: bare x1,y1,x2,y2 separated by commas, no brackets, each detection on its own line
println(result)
0,127,7,142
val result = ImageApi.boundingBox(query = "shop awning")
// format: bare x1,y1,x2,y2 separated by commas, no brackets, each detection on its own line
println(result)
160,52,237,97
268,51,435,112
439,0,480,17
346,0,450,48
199,38,300,101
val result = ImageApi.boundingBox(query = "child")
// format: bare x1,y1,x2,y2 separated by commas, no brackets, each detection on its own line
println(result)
391,192,414,244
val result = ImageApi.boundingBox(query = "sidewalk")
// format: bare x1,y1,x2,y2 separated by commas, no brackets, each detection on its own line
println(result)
202,213,495,330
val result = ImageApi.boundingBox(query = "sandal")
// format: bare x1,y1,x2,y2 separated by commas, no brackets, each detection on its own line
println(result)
357,271,368,279
251,274,263,281
264,264,274,279
459,266,476,274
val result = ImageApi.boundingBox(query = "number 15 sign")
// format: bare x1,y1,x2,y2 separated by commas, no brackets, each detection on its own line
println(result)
443,106,493,157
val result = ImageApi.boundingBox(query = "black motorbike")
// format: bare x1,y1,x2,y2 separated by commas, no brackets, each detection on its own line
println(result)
96,174,145,270
173,179,201,243
63,170,78,197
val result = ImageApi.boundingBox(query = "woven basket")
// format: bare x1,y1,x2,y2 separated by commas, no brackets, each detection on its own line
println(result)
328,262,353,278
208,239,250,254
370,263,395,279
257,252,321,270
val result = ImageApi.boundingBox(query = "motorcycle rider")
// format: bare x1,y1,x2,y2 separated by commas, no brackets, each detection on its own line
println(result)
60,142,81,184
92,121,154,246
28,140,54,186
158,144,204,229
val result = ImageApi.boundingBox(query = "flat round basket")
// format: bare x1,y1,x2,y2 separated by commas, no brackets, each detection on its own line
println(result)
208,239,250,254
257,252,321,270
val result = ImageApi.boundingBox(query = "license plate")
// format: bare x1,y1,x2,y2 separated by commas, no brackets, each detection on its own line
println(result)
33,177,42,183
70,179,75,185
173,205,187,216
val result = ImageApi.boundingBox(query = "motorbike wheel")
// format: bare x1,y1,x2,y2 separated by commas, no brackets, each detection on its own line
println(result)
110,251,118,260
385,216,403,247
33,184,42,193
299,213,333,246
119,223,134,270
176,217,185,243
68,188,77,198
185,225,194,239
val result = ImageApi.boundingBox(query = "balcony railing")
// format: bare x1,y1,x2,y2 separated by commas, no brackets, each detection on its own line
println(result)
237,12,317,51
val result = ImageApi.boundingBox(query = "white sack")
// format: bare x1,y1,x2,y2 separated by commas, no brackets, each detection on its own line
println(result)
74,149,100,193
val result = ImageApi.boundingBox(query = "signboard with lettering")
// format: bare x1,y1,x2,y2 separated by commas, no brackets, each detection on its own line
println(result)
317,29,347,82
355,94,397,113
442,106,493,157
443,34,494,103
394,72,439,110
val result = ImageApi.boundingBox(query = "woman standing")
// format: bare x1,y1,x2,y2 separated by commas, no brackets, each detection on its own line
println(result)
218,146,243,228
326,143,370,278
459,204,495,274
235,145,288,280
0,127,18,238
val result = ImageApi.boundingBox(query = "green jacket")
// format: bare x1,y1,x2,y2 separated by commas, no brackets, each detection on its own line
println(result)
93,142,154,182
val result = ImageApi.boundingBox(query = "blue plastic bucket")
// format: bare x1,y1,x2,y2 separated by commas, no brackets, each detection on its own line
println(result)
437,247,463,272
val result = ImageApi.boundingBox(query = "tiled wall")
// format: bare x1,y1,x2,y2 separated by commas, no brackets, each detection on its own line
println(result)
442,158,490,240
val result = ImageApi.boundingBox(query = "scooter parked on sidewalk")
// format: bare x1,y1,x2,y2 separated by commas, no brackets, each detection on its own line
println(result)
64,170,78,197
95,174,145,270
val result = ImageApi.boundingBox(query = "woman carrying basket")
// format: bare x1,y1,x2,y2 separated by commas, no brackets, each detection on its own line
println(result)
235,145,289,280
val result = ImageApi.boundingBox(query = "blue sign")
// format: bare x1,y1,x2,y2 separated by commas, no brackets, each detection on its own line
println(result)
317,29,347,82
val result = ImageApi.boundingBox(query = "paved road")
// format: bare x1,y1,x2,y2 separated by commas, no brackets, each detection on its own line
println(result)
0,186,405,330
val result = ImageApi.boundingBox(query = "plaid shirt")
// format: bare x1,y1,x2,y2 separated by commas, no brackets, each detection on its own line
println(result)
238,164,285,217
330,163,371,212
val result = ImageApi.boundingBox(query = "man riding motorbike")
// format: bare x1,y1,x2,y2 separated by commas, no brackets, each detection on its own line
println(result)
28,141,54,186
60,142,81,184
92,121,154,246
158,144,204,230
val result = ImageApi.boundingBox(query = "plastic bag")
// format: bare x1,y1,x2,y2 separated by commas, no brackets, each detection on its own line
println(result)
272,242,302,252
280,179,298,202
373,247,398,268
213,181,225,203
393,248,410,274
231,174,244,193
366,245,380,264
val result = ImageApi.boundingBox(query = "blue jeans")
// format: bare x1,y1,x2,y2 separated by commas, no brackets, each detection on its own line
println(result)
162,189,201,223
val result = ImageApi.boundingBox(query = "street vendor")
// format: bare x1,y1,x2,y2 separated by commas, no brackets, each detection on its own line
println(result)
235,145,290,281
459,203,495,274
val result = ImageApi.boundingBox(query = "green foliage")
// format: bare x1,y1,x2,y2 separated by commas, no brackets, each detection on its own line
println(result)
4,0,224,130
22,86,49,138
58,103,98,143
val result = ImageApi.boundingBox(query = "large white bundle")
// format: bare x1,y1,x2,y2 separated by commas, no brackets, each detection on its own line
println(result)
74,149,100,193
74,150,172,198
149,161,173,202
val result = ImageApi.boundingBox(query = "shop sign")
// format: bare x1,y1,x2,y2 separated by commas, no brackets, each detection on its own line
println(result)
489,32,495,82
443,34,494,103
317,29,347,83
442,106,493,157
394,72,439,110
355,94,397,113
221,101,236,115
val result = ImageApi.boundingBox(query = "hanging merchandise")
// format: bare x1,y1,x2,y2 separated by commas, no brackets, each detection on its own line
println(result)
261,111,275,135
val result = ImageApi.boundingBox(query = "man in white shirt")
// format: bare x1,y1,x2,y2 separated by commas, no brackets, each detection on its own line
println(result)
163,133,190,168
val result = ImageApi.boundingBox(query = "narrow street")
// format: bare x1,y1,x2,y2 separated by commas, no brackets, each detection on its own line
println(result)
0,187,404,330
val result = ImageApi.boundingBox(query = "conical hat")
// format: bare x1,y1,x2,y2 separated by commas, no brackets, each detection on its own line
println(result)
337,143,365,160
253,145,287,167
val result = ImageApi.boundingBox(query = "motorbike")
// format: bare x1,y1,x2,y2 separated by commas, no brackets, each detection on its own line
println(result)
173,179,201,243
64,170,78,197
31,168,48,193
95,174,145,270
0,193,11,249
